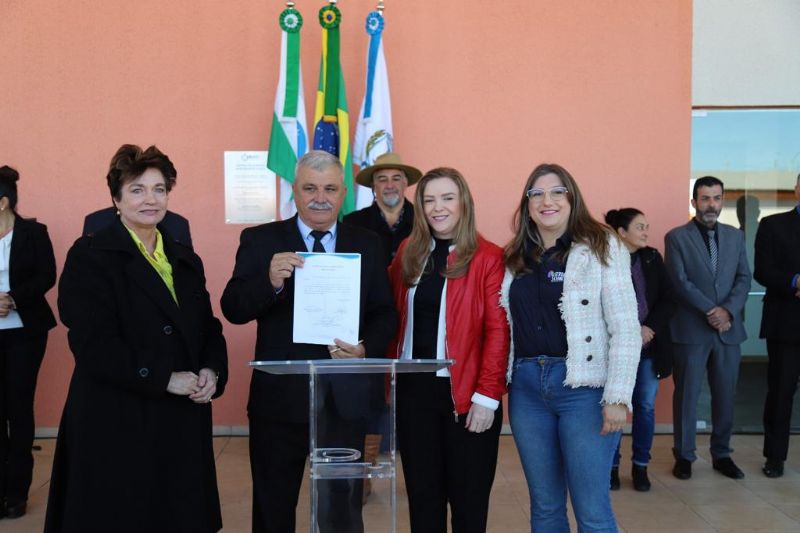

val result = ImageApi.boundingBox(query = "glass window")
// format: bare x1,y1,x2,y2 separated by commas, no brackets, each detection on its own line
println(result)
691,108,800,432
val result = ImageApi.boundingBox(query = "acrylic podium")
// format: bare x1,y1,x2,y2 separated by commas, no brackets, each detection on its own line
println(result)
250,358,453,533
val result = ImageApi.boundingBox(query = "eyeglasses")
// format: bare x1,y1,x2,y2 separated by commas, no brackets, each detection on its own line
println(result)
526,186,569,203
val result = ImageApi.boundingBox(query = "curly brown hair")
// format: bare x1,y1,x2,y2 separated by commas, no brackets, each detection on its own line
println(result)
106,144,177,202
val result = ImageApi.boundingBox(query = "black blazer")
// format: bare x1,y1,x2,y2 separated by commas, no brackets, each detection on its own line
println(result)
8,216,57,335
754,208,800,341
636,246,674,378
342,199,414,267
220,216,397,423
46,220,227,532
83,207,193,249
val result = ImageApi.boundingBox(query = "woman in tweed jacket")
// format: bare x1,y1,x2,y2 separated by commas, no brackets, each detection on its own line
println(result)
501,163,641,533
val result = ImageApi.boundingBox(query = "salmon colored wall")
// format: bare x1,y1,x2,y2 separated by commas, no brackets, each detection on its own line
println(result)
0,0,691,428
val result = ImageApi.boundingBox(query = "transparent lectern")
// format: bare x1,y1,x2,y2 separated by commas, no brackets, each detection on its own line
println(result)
250,358,453,533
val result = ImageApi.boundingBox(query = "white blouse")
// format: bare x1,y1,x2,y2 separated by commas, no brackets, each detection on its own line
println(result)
0,230,23,329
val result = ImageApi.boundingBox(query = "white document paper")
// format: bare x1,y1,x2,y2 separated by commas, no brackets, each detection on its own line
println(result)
0,309,23,330
293,252,361,346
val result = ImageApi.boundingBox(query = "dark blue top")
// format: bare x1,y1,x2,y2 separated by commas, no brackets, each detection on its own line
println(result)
509,235,570,358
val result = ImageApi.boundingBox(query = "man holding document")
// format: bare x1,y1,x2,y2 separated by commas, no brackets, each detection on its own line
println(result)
221,150,397,533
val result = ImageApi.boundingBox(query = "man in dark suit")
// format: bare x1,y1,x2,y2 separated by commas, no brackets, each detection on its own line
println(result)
753,173,800,478
665,175,751,480
221,150,397,533
83,207,193,249
343,152,421,267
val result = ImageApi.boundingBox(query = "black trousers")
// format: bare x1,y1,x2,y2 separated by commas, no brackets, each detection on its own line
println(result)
249,388,366,533
0,330,47,504
397,373,501,533
763,340,800,461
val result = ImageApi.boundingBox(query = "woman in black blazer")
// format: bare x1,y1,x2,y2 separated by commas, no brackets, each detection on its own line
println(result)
0,165,57,520
605,208,673,492
44,145,228,533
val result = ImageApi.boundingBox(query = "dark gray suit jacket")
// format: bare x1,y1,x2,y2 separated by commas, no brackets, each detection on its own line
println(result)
664,220,751,345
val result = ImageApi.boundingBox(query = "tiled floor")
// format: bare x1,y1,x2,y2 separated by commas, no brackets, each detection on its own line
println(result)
6,434,799,532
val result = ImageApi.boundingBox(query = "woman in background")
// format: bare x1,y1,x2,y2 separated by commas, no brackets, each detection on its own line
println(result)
605,208,673,492
388,167,509,533
45,145,228,533
0,165,57,520
502,163,640,532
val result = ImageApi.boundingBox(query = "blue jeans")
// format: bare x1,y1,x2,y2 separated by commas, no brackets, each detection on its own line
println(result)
613,356,659,467
509,356,619,533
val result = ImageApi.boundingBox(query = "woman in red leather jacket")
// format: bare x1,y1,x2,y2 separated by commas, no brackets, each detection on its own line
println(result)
387,167,509,533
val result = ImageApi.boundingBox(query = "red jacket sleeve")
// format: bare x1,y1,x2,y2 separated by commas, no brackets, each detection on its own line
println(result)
474,244,510,402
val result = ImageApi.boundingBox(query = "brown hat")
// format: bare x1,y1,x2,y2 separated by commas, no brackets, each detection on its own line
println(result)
355,153,422,187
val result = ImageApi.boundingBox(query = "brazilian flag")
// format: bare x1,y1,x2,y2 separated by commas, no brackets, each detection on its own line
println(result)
313,3,356,216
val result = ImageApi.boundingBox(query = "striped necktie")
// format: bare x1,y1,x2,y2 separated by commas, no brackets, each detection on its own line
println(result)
707,229,718,275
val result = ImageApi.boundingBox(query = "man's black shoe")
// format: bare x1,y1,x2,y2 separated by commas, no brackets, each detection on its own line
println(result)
673,458,692,479
632,464,651,491
610,466,620,490
712,457,745,479
762,458,784,478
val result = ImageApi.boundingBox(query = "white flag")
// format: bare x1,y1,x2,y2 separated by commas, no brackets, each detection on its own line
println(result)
353,12,393,210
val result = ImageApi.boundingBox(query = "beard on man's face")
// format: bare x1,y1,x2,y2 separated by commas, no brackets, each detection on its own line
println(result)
380,192,402,208
697,206,720,224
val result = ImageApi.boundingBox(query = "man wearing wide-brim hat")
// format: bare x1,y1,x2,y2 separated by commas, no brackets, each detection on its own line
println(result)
344,153,421,267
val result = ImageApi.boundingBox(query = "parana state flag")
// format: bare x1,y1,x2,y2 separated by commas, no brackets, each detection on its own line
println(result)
313,3,356,216
353,11,394,210
268,7,308,220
